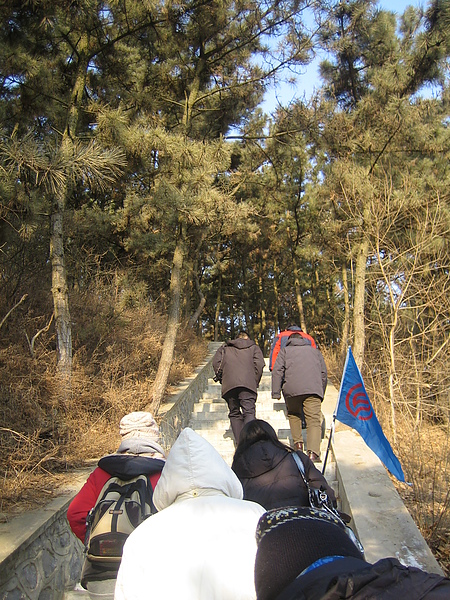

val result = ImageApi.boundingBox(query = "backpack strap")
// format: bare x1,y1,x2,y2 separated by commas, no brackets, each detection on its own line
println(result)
291,451,306,477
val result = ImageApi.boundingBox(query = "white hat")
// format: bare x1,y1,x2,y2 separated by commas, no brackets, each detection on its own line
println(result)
119,411,160,442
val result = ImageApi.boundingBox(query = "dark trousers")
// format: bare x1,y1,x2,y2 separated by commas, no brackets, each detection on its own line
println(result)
224,387,257,443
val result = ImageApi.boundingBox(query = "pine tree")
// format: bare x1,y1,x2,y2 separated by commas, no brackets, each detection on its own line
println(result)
314,0,449,367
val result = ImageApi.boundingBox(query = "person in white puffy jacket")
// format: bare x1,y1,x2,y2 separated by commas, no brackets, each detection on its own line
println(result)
114,427,265,600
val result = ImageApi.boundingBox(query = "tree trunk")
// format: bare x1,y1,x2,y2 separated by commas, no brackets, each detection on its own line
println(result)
273,259,279,334
352,238,369,369
341,262,350,362
242,258,253,339
387,308,398,444
184,260,193,320
50,43,89,387
258,256,266,350
214,267,222,341
230,303,235,339
293,257,307,332
409,328,422,430
151,227,185,414
50,197,72,381
311,266,319,320
187,265,206,329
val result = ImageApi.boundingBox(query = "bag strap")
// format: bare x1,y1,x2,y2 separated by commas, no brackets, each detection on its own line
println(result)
217,344,226,372
291,451,307,478
292,451,338,517
291,452,365,556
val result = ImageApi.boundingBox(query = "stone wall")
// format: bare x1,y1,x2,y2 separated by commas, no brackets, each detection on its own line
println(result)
0,494,85,600
158,342,222,450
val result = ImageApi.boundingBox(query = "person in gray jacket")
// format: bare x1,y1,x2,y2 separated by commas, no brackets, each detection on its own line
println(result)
213,331,265,443
271,333,327,462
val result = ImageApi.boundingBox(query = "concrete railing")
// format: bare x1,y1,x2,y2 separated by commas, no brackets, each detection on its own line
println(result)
321,385,444,576
0,342,444,600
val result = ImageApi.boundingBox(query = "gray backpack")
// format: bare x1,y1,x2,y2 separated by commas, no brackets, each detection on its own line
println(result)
85,473,156,563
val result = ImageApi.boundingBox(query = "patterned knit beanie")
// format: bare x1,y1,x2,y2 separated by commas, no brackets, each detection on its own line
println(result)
254,506,364,600
119,411,160,442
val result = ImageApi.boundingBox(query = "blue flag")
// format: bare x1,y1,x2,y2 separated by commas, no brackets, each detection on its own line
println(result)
335,347,406,483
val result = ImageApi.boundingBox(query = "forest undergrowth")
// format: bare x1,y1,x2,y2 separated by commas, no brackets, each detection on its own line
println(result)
0,285,207,520
1,321,449,576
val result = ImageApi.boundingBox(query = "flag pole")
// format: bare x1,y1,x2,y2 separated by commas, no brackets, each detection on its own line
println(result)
321,414,335,474
322,348,348,475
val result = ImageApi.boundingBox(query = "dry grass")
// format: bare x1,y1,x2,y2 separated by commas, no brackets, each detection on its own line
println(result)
379,410,450,576
0,287,207,518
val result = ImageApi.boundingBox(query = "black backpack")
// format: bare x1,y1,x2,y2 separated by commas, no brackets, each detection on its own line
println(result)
84,473,156,563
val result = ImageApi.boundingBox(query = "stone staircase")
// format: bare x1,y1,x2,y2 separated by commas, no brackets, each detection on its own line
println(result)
188,358,340,503
3,347,444,600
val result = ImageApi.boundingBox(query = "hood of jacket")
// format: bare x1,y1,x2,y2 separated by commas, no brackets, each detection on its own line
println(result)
153,427,244,511
98,453,165,480
226,337,256,350
285,336,312,348
232,440,290,479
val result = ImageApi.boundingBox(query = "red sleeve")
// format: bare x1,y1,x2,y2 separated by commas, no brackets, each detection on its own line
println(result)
67,467,111,541
269,336,282,371
302,332,317,348
149,471,161,491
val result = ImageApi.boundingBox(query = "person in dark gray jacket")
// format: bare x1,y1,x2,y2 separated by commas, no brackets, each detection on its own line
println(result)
272,334,327,462
213,331,265,443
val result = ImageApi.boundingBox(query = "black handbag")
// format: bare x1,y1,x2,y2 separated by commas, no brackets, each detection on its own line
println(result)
292,452,365,556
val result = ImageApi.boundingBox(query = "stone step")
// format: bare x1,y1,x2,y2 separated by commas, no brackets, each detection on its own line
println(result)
195,414,290,424
193,398,286,407
200,386,274,397
195,397,288,412
65,585,89,600
193,429,293,450
194,414,288,425
190,371,337,498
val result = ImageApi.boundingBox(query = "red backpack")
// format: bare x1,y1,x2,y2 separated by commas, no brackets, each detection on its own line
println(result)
269,329,316,371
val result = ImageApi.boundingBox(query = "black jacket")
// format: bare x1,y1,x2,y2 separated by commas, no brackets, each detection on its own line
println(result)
231,439,336,510
272,337,327,400
274,556,450,600
213,337,265,397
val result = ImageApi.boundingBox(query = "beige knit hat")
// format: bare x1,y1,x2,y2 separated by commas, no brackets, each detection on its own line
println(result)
119,411,160,442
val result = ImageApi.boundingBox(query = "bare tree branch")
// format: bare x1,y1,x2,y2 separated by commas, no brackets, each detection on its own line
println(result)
0,294,28,331
25,313,54,358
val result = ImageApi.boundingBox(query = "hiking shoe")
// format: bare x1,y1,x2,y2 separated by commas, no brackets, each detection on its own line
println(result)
308,451,321,463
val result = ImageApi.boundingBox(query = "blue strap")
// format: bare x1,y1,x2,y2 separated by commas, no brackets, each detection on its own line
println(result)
292,450,306,476
299,555,346,577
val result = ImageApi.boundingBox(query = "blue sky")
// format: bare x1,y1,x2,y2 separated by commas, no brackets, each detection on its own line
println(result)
261,0,427,114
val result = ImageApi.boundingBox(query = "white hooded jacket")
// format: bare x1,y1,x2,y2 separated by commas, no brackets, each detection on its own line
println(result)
115,428,265,600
